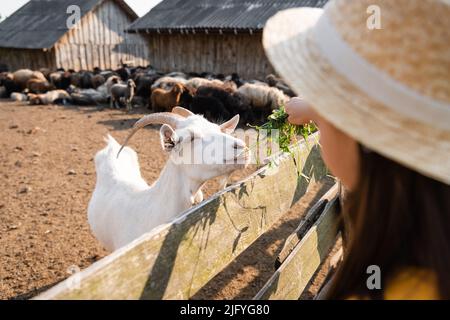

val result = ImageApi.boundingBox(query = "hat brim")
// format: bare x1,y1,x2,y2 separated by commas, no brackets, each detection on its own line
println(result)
262,8,450,184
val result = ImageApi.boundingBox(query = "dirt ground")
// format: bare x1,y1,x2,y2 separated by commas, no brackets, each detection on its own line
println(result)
0,100,334,300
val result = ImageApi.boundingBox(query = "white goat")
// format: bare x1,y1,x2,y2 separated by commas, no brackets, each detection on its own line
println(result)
88,107,249,251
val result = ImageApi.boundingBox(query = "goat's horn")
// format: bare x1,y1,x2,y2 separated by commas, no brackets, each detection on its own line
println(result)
172,106,194,118
117,113,183,158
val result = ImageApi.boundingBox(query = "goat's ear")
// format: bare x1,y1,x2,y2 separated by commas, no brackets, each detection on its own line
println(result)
160,124,178,151
220,115,240,134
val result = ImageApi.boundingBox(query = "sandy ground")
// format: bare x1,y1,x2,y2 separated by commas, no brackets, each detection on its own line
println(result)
0,100,334,300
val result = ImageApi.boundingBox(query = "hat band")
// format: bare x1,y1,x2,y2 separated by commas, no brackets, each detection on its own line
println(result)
312,11,450,131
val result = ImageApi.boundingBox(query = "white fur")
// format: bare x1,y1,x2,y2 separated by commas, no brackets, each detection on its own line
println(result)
88,115,248,251
151,76,187,91
28,90,71,105
186,77,224,89
11,92,28,102
105,76,122,97
237,83,288,110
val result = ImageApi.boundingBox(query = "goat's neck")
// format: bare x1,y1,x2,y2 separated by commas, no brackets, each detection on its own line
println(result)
150,159,202,214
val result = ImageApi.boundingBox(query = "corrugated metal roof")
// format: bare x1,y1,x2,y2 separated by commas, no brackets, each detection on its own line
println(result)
0,0,138,50
128,0,328,33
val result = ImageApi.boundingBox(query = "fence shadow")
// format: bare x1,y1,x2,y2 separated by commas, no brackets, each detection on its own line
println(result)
192,147,331,300
139,199,222,299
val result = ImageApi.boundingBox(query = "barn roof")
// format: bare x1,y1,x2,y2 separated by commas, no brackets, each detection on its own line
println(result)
127,0,328,34
0,0,138,50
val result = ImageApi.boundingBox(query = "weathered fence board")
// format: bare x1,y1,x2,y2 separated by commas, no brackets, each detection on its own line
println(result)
254,183,341,300
36,133,327,300
275,183,341,268
314,245,343,300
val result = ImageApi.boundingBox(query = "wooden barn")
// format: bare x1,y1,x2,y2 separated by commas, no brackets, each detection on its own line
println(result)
127,0,328,79
0,0,150,71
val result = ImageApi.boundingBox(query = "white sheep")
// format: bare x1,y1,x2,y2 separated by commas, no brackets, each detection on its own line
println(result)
98,75,122,98
110,79,136,111
237,83,289,111
185,77,224,89
10,92,28,102
151,76,187,91
88,107,249,251
28,90,71,105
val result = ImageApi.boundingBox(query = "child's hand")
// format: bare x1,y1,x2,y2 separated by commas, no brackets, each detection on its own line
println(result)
285,97,319,126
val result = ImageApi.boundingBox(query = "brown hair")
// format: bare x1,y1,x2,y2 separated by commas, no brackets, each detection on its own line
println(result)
327,145,450,299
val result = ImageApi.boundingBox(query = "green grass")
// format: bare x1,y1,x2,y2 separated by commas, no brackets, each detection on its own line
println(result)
249,106,317,165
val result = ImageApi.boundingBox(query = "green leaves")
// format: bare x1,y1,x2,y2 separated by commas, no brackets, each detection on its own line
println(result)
251,106,317,154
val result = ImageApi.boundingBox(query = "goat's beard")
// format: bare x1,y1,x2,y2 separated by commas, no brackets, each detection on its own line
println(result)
218,173,233,190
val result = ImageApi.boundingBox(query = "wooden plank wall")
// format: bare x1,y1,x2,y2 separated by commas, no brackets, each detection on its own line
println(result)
146,33,275,79
0,48,56,71
55,0,149,70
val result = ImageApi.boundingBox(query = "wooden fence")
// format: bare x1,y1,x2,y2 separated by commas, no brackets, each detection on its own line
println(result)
36,132,342,300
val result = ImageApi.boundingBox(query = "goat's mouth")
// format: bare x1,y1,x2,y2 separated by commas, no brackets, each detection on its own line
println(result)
225,149,251,167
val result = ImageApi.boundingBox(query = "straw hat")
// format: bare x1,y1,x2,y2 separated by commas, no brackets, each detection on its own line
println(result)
262,0,450,184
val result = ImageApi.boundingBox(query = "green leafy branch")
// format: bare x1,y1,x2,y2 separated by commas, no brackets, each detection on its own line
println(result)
248,106,317,166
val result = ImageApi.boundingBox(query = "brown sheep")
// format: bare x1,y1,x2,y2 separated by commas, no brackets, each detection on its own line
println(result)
150,83,184,112
26,79,55,94
12,69,47,91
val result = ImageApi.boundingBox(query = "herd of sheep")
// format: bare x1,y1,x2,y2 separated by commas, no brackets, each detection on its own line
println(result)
0,64,296,125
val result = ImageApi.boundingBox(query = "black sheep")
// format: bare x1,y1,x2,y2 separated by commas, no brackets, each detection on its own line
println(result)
187,72,201,78
79,71,94,89
93,67,102,75
52,71,72,90
230,73,245,88
214,73,226,81
190,85,252,123
0,64,9,73
265,74,296,97
115,67,131,82
179,85,196,109
134,73,160,99
190,95,231,122
0,73,19,98
196,85,249,118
